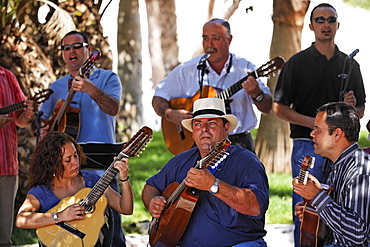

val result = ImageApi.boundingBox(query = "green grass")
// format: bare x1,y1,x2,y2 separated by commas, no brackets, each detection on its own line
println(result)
12,130,370,244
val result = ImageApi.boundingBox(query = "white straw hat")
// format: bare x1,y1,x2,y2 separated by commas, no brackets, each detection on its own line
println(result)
181,97,238,132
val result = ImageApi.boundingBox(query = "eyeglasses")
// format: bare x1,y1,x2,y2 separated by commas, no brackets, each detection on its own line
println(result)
59,42,88,51
312,126,338,134
313,16,337,24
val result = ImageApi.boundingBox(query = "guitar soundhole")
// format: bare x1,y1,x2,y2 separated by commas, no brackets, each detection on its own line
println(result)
84,205,95,214
79,200,95,215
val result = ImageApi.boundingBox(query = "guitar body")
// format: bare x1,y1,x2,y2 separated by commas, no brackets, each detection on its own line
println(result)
298,155,332,247
162,86,217,155
300,203,331,247
46,99,81,140
37,188,107,247
149,182,199,247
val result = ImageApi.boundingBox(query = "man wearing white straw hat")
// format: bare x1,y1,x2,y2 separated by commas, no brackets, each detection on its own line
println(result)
142,97,269,247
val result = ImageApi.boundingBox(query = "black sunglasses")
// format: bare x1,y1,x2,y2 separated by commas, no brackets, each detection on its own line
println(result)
59,42,88,51
313,16,337,24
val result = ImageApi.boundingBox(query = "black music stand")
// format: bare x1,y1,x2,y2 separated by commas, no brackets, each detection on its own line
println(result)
79,142,125,169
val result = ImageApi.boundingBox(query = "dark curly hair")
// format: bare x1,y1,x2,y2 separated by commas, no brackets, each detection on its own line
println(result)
28,132,86,189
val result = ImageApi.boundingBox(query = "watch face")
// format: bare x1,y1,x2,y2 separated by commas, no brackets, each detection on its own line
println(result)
211,186,218,193
210,178,219,194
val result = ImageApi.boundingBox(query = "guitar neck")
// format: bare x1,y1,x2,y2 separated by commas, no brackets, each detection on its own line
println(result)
216,70,259,101
80,151,128,209
0,101,25,114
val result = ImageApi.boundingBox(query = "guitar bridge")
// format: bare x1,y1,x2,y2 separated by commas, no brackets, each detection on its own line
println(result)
56,222,86,239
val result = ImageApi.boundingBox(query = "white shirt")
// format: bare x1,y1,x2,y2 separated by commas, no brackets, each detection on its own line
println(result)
154,53,271,135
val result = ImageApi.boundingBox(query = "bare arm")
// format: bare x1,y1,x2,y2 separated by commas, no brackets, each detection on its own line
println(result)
344,90,365,119
16,194,86,229
15,99,35,128
152,96,193,126
104,158,134,215
242,77,272,114
185,168,261,216
72,76,120,116
142,184,166,219
273,102,315,129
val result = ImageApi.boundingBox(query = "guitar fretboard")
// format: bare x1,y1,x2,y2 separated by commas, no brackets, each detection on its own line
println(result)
80,151,128,211
0,101,25,114
216,71,258,101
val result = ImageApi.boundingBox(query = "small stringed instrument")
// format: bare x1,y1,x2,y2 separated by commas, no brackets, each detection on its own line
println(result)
36,126,153,247
0,89,53,114
45,50,101,140
148,139,231,247
162,56,285,155
299,155,332,247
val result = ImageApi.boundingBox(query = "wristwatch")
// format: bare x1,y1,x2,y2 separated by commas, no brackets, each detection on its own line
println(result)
52,212,59,223
252,92,263,102
210,178,219,194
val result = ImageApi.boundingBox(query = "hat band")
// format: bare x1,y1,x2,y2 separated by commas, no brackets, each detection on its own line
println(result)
193,109,225,118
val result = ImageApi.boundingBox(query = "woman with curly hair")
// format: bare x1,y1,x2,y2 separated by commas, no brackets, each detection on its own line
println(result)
15,132,133,246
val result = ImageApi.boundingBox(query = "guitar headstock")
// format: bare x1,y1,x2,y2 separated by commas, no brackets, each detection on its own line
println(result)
298,155,315,185
199,139,231,169
30,89,54,104
79,50,101,77
121,126,153,157
255,56,285,78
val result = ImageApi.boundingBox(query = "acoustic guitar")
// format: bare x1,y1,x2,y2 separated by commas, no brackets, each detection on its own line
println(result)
45,50,101,140
162,56,285,155
0,89,53,114
148,138,231,247
36,126,153,247
299,155,332,247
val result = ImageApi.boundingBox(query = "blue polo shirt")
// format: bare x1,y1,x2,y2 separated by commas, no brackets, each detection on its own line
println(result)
40,69,122,143
146,145,269,246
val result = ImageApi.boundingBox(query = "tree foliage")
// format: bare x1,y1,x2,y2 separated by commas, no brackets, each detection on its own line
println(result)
343,0,370,9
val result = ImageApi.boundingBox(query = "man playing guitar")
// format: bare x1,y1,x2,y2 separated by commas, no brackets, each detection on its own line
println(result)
293,102,370,247
152,18,272,154
143,97,269,247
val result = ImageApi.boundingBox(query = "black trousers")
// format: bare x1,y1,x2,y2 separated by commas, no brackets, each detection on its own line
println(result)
228,132,255,153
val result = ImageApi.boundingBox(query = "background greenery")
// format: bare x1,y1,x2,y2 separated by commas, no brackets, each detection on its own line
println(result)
11,130,370,245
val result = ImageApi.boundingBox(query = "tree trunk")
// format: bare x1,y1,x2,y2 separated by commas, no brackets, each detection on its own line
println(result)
117,0,143,141
145,0,178,89
255,0,310,174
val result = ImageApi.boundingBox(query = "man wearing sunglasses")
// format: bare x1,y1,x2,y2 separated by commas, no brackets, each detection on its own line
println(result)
273,3,366,246
39,31,126,246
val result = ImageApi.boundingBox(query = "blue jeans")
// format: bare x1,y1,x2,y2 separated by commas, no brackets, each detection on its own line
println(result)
291,140,325,247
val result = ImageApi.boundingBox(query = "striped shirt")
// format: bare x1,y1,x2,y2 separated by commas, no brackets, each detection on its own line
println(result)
0,66,26,175
310,143,370,246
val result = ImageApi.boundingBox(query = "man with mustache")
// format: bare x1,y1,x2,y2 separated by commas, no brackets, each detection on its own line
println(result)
274,3,366,246
143,97,269,247
152,18,272,153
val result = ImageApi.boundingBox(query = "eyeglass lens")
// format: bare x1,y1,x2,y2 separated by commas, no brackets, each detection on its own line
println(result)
60,42,87,51
314,16,337,24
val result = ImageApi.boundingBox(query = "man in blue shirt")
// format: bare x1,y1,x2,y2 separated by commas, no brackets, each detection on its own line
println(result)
142,97,269,247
